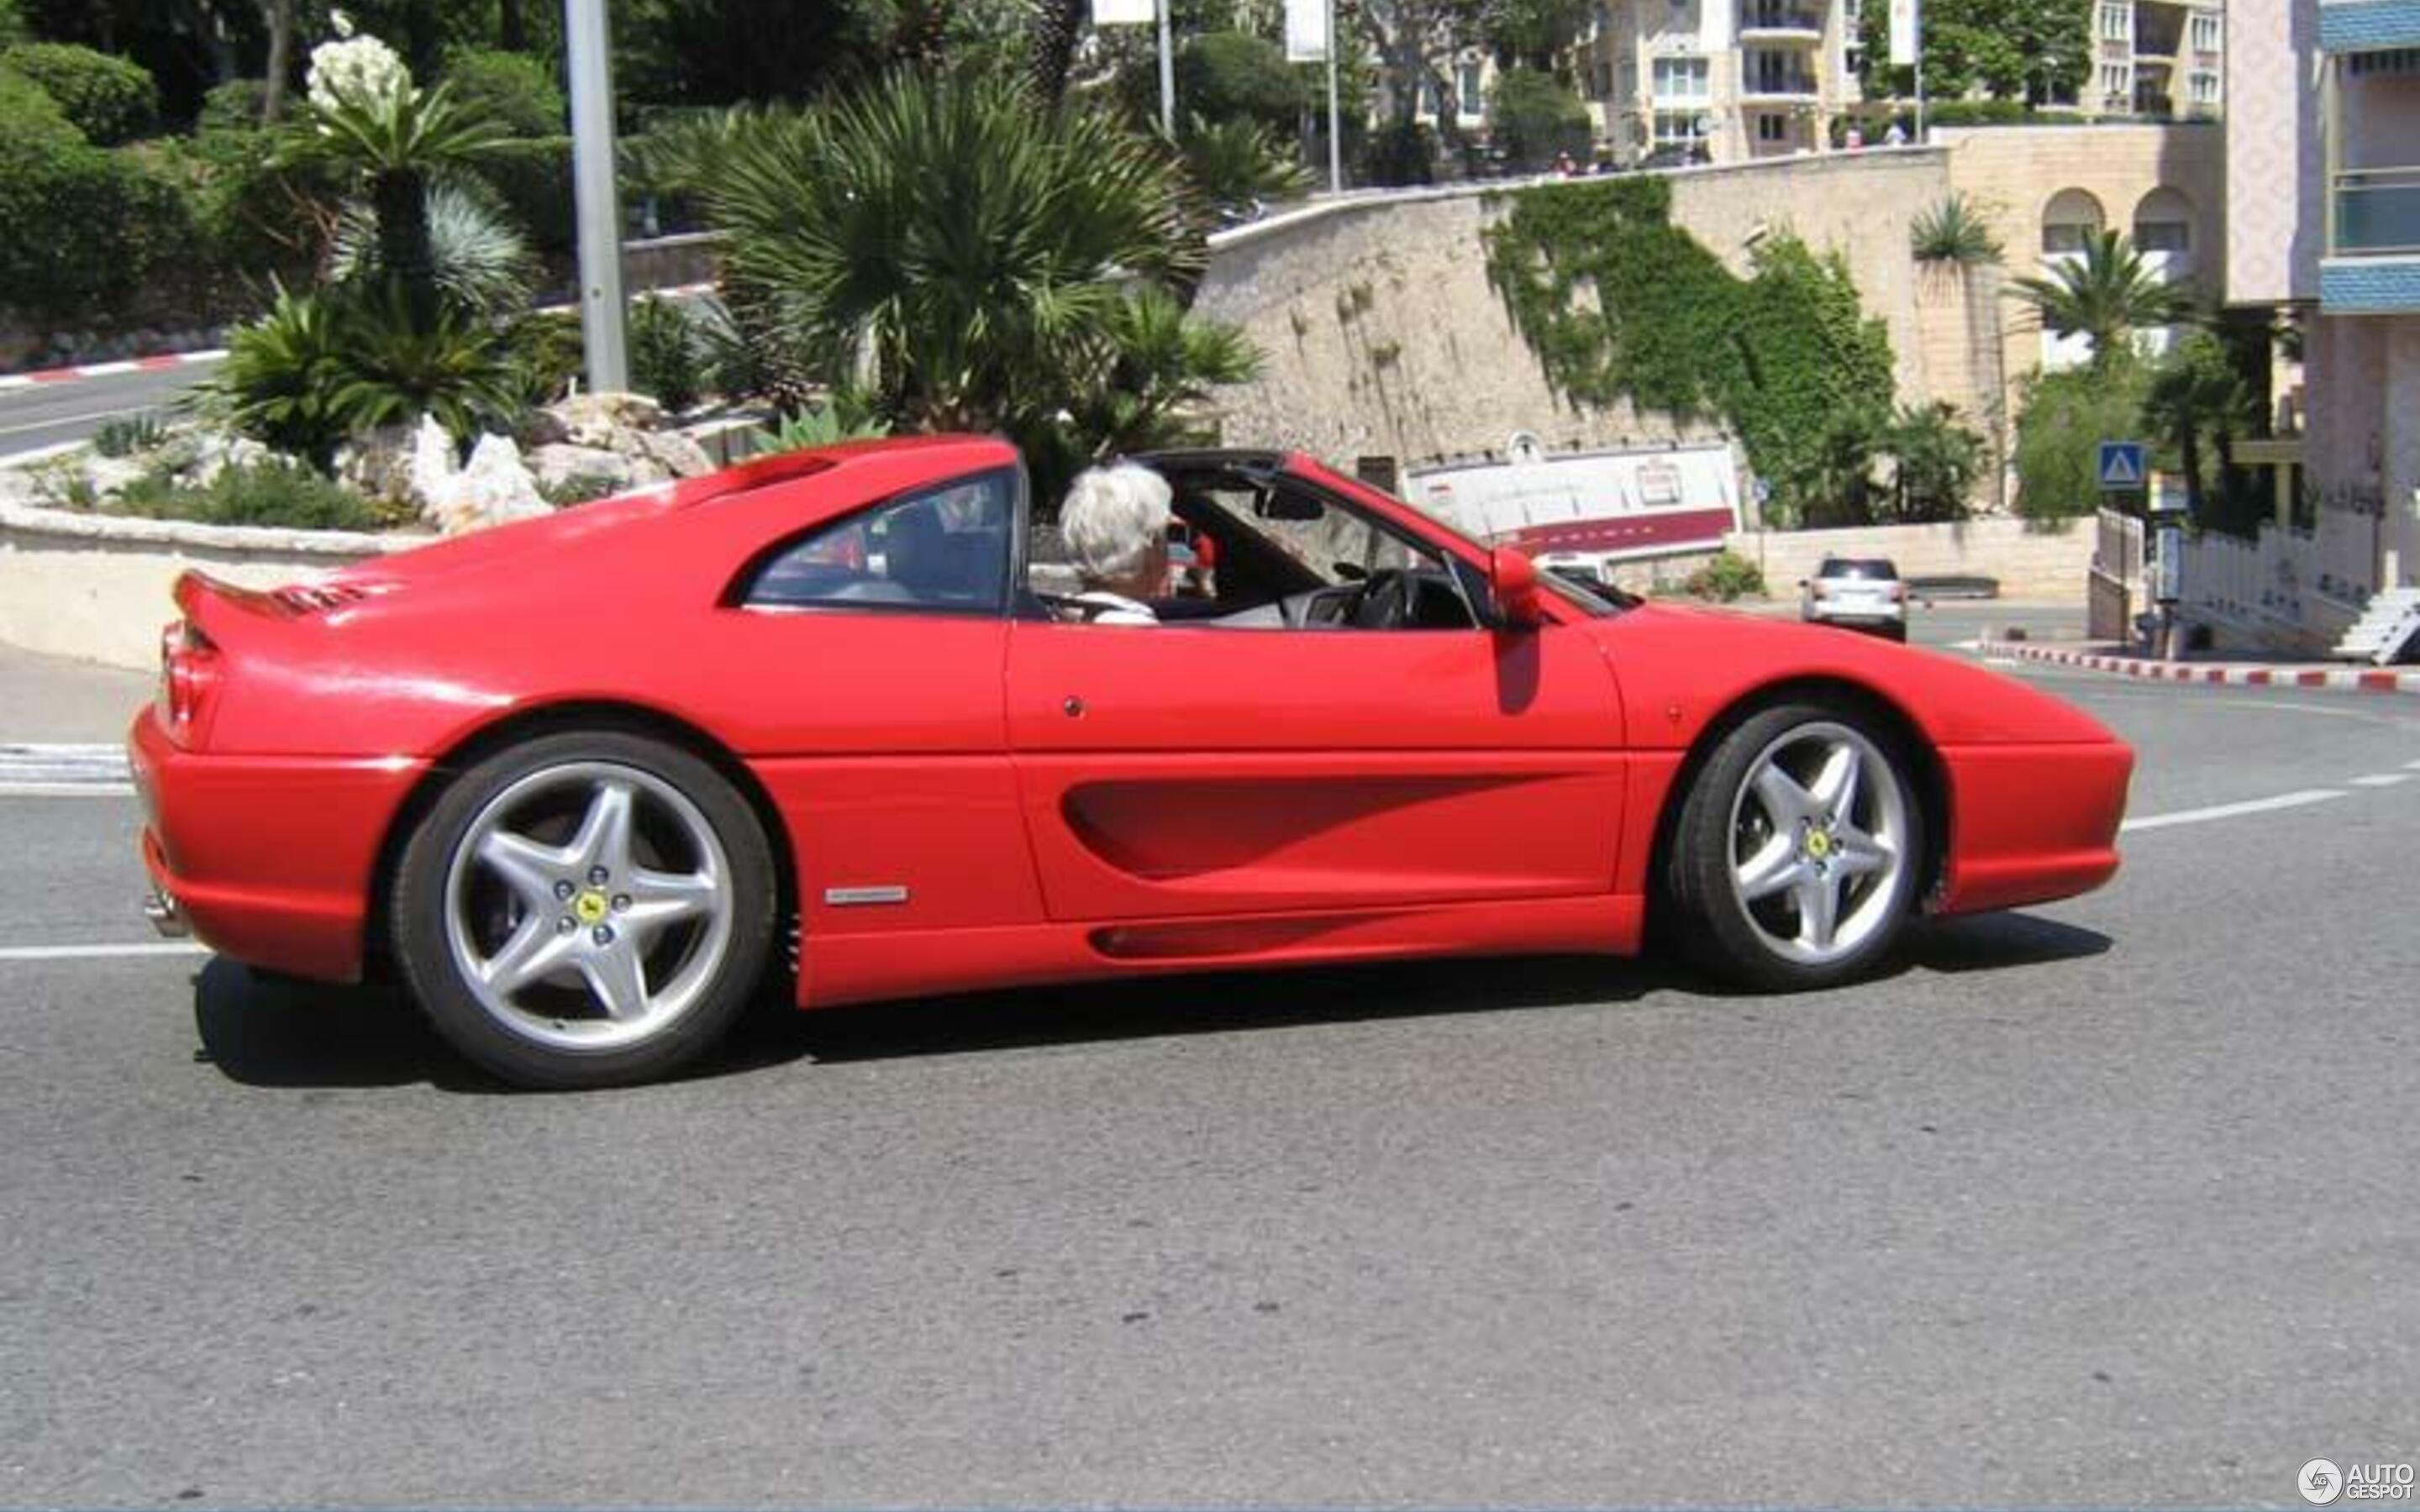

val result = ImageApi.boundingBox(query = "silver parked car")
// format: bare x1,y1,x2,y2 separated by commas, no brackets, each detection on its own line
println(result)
1800,556,1909,641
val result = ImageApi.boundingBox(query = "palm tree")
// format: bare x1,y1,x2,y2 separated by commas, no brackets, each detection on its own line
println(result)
1910,192,2007,508
2007,228,2188,375
1026,0,1090,108
706,71,1224,438
2143,328,2253,517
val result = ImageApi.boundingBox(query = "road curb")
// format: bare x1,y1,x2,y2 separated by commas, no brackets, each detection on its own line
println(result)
0,349,227,391
1981,639,2420,695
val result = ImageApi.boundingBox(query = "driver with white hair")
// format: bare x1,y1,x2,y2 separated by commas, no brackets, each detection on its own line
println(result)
1059,461,1174,625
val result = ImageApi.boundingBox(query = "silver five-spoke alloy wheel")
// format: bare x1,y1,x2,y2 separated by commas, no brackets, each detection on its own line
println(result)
1724,721,1910,967
443,761,737,1051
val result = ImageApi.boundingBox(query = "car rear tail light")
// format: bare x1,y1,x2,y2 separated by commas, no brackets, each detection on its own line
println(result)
157,619,221,746
1886,583,1907,601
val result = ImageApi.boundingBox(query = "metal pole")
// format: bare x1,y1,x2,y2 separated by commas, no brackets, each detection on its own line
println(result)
1157,0,1176,134
1912,2,1927,144
566,0,628,394
1325,0,1343,192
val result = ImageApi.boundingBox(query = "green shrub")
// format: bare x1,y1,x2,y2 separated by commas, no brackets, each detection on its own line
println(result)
200,283,353,469
502,307,584,408
475,135,572,257
179,122,341,287
1177,31,1302,134
324,284,529,438
2,43,158,144
92,412,171,458
2013,357,2155,523
439,48,564,138
628,294,703,412
0,0,23,49
113,461,385,531
1682,549,1766,601
1362,118,1435,187
1486,68,1591,171
197,77,278,132
0,80,190,321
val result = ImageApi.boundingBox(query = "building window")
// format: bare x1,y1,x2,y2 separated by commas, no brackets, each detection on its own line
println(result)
1756,112,1790,142
2189,69,2219,105
1459,60,1485,115
1651,55,1709,98
1653,109,1709,143
1592,60,1614,97
2099,61,2131,102
2099,3,2130,42
2348,48,2420,76
2134,219,2189,252
2189,12,2220,52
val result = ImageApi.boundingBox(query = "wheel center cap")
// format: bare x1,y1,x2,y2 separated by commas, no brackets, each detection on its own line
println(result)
573,889,611,927
1804,829,1834,861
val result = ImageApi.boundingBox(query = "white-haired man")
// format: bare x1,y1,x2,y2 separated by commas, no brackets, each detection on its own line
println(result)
1060,461,1174,625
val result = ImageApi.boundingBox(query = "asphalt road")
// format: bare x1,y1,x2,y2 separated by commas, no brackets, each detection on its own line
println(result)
0,365,212,459
3,638,2416,1507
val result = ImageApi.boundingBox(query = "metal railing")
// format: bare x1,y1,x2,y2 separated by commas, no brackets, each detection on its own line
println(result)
2335,166,2420,255
1741,7,1824,32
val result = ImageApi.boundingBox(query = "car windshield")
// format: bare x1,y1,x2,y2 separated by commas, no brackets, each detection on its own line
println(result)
1818,558,1899,580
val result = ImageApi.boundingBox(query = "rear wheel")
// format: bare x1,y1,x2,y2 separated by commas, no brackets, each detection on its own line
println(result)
392,731,776,1089
1665,702,1923,990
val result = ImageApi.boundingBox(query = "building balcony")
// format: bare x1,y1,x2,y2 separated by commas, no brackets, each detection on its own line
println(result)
2318,0,2420,52
1739,77,1822,100
1739,6,1824,42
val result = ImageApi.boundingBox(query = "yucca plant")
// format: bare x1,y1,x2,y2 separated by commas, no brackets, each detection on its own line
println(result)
326,282,528,438
196,281,352,470
754,396,892,454
706,71,1205,437
1910,192,2003,266
329,179,534,314
1178,115,1313,221
2008,228,2189,374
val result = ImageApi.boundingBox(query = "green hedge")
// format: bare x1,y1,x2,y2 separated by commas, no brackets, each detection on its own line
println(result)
0,73,189,322
440,48,566,138
2,42,157,144
477,135,573,258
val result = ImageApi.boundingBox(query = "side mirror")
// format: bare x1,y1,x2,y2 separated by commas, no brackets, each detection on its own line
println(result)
1490,546,1544,629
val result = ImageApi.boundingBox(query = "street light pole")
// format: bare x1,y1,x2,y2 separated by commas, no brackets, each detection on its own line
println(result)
1157,0,1176,134
1325,0,1343,192
566,0,628,394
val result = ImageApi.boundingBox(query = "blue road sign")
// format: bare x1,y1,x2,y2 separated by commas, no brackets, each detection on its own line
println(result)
2098,440,2146,491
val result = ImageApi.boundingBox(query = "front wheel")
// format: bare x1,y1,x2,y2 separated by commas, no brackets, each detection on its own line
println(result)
392,731,777,1089
1664,703,1925,990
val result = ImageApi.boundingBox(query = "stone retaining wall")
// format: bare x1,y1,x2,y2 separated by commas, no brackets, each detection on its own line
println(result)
1725,517,2096,601
0,504,421,670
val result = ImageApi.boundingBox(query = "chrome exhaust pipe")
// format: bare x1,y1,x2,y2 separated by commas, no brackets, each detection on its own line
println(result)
143,888,188,938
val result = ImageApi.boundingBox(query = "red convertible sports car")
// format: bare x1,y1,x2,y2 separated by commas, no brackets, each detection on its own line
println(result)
132,437,2133,1088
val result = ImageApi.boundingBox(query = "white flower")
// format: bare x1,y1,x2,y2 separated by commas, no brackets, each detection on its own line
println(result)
329,8,354,38
307,29,413,118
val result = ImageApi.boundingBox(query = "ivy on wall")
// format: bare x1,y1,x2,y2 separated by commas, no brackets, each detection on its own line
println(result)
1481,178,1898,528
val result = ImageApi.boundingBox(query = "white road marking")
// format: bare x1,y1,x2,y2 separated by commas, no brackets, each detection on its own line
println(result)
0,942,207,962
0,783,135,797
2121,789,2349,832
2349,773,2412,788
2407,758,2420,771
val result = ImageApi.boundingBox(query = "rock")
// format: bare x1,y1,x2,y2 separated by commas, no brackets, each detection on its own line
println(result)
553,391,666,448
422,432,550,535
529,443,639,496
630,427,714,480
187,433,270,487
83,455,150,500
334,424,418,504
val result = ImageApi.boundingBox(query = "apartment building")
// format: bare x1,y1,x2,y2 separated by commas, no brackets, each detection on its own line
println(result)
2085,0,2227,118
2223,0,2420,633
1573,0,1861,164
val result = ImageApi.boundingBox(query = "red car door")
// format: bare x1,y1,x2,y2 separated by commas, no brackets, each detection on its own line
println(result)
1005,616,1627,922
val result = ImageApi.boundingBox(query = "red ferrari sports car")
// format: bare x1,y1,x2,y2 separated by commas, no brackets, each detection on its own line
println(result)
132,437,2132,1088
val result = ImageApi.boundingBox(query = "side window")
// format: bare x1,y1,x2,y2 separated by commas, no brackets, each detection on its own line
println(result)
743,469,1014,614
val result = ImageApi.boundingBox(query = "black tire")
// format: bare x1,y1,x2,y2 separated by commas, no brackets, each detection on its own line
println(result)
392,730,777,1089
1663,701,1925,991
1883,621,1909,643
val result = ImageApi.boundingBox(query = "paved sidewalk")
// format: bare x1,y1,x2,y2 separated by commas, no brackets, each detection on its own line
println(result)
0,643,152,743
1981,638,2420,695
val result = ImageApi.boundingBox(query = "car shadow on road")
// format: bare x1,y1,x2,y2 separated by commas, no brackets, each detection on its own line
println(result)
190,958,474,1090
187,910,2112,1090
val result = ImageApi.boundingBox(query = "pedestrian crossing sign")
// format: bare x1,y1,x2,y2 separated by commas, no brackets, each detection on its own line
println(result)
2098,441,2146,491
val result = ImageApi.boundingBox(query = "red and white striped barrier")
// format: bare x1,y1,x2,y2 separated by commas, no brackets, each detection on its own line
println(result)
1981,640,2420,695
0,349,226,391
